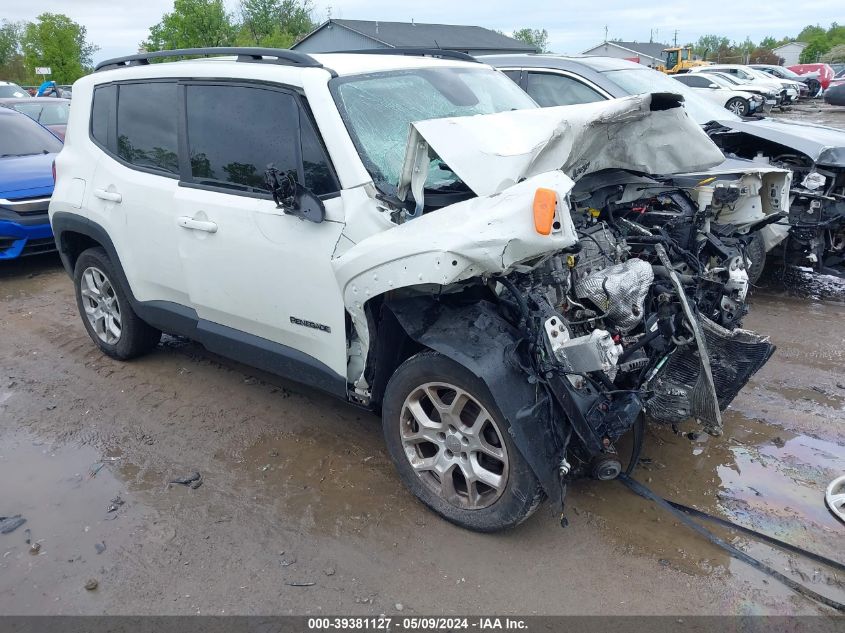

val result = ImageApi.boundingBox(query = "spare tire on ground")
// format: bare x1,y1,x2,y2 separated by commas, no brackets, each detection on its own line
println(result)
825,84,845,106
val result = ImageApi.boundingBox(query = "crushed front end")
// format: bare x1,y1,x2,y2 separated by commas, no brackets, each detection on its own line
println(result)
491,219,775,512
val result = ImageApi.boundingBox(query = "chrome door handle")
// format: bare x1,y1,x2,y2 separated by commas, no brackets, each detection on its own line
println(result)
94,189,122,203
177,216,218,233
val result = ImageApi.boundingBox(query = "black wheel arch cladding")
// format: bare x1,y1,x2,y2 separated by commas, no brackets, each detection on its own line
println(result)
384,295,567,502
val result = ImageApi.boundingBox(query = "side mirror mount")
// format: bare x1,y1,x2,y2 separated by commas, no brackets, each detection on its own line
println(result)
709,83,720,89
264,166,325,224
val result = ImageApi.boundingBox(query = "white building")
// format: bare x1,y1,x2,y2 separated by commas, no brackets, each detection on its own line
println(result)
772,42,807,66
581,41,670,67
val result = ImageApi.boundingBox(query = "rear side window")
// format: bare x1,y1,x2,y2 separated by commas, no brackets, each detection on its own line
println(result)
525,72,604,107
116,82,179,175
91,84,117,148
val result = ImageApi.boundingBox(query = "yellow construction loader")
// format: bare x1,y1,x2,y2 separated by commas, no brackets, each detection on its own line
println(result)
657,47,710,74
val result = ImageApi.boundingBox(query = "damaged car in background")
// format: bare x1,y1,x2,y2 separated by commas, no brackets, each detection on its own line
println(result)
485,54,845,279
52,50,774,533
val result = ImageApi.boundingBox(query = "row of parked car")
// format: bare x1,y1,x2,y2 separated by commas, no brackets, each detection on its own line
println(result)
4,47,830,531
670,62,845,116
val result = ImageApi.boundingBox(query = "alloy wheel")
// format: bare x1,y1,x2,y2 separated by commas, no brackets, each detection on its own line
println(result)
399,382,509,509
80,266,122,345
728,99,746,116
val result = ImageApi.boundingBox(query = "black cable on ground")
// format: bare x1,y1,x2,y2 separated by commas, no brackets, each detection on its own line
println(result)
617,473,845,613
665,499,845,574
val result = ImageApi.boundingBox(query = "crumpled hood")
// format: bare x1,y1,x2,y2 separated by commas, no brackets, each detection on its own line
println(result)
715,117,845,167
398,92,726,199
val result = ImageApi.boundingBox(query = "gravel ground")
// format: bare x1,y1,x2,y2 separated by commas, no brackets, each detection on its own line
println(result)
1,255,843,617
1,104,844,616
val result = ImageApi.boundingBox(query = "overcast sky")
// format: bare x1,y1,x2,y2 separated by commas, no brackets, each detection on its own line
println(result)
4,0,840,64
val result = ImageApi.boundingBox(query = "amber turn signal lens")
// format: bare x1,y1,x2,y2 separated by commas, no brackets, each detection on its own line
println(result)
533,188,556,235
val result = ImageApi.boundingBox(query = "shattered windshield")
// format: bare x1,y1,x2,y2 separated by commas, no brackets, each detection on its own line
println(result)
602,67,741,124
331,67,537,191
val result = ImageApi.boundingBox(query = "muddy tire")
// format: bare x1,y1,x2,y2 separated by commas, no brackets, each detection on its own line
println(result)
725,97,749,116
382,351,544,532
745,232,767,285
806,79,821,97
73,247,161,360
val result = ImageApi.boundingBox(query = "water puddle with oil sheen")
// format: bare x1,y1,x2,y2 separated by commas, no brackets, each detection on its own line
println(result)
571,411,845,610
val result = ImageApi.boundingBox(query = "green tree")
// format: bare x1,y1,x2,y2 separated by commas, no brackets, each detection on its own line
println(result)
511,28,549,53
821,43,845,63
21,13,97,84
143,0,235,51
759,36,778,50
797,25,826,42
827,23,845,47
236,0,315,48
0,20,22,65
692,35,730,60
800,35,831,63
0,20,27,83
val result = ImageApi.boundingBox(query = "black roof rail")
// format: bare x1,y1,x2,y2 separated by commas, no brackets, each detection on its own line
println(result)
335,48,480,63
95,47,325,72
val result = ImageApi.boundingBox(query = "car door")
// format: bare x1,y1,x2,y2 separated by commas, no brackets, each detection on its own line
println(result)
87,81,189,306
174,81,348,383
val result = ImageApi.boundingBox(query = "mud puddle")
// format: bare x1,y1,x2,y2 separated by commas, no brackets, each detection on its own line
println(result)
0,431,150,611
570,412,845,609
222,427,418,537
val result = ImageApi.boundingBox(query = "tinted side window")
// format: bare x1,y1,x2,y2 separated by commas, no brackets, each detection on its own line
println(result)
502,70,522,84
116,82,179,174
525,72,604,107
186,84,299,193
684,75,709,87
91,84,117,149
299,107,339,196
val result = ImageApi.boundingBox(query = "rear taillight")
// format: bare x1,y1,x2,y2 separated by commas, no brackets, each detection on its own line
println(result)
51,159,56,184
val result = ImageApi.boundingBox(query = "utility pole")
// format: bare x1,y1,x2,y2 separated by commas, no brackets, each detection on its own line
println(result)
673,30,678,46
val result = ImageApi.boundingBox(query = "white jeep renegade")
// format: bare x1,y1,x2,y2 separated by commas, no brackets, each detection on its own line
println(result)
50,48,774,532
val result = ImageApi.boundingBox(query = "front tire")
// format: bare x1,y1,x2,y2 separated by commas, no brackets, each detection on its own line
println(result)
73,247,161,360
382,351,544,532
726,97,749,116
745,232,767,285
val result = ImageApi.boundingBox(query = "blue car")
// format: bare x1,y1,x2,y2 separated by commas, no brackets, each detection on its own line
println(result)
0,107,63,259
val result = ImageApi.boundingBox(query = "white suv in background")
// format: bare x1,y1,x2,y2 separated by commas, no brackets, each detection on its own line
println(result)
49,47,774,532
672,72,765,115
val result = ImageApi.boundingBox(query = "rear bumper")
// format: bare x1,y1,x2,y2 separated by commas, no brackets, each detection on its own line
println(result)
0,219,56,259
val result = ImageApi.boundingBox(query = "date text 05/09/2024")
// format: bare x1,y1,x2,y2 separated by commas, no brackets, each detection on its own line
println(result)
307,617,528,631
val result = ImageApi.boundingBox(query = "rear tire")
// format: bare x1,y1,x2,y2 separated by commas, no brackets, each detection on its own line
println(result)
726,97,749,116
382,351,544,532
73,247,161,360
